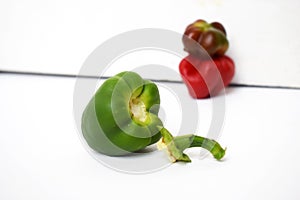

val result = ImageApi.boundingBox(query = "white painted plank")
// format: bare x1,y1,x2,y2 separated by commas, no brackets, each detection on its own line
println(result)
0,74,300,199
0,0,300,87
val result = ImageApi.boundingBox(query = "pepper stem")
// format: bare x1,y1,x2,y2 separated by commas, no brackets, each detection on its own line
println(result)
157,127,226,162
189,135,226,160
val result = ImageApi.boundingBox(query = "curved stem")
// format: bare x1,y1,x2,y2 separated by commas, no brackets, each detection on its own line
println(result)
157,127,226,162
189,135,226,160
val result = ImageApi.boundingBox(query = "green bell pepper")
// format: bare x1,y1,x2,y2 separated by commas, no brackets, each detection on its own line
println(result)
81,71,226,162
81,71,163,156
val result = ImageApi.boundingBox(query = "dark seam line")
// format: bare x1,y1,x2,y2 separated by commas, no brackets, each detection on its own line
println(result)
0,70,104,79
0,70,184,83
228,83,300,90
1,70,300,90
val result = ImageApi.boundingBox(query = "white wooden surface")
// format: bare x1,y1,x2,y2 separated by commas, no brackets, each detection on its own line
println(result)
1,0,300,198
1,0,300,87
0,74,299,199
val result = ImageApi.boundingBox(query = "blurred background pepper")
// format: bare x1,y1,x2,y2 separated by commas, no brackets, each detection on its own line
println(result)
182,19,229,57
179,54,235,99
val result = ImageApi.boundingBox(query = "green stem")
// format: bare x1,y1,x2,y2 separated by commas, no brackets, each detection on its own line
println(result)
189,135,226,160
158,127,226,162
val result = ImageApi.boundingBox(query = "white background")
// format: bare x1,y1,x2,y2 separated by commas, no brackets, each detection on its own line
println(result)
1,0,300,199
1,0,300,87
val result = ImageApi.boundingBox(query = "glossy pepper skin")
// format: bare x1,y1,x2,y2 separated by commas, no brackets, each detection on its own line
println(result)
179,54,235,99
81,71,163,156
183,19,229,57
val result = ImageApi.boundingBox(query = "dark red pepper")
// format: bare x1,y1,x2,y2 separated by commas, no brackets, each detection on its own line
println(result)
179,54,235,99
183,19,229,57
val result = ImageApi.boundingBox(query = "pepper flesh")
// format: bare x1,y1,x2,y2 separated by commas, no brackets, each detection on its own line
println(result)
183,19,229,57
81,71,163,156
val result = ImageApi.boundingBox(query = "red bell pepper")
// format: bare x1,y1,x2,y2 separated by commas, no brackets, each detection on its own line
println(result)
179,54,235,99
